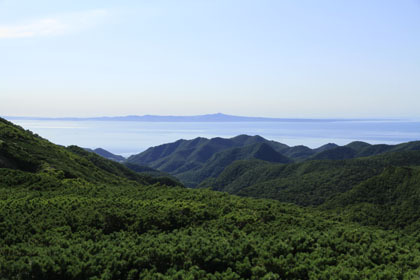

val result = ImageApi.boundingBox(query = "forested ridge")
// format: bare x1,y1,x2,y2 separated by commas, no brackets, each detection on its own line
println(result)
127,135,420,188
1,118,420,279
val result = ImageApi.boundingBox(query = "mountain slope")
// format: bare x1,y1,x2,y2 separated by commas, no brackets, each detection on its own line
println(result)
308,141,420,161
2,174,419,279
345,141,371,151
204,150,420,208
128,134,420,188
127,135,341,186
323,166,420,230
126,135,289,187
126,135,271,171
177,143,292,186
310,146,357,160
0,118,180,187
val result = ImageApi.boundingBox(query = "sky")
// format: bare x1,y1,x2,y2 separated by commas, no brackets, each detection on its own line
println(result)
1,0,420,118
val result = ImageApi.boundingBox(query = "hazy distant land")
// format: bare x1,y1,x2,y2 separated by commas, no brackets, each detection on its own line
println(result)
3,113,394,122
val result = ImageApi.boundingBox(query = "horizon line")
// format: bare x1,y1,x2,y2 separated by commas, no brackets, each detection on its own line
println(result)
1,113,408,122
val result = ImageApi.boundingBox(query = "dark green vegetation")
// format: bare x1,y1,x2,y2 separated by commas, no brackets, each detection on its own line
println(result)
126,135,286,187
126,135,334,187
82,147,177,181
128,135,420,197
1,118,420,279
202,150,420,205
324,165,420,230
0,118,180,188
202,152,420,230
2,180,420,279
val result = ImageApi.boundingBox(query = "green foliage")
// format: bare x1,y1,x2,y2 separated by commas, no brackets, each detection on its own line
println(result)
123,162,181,184
205,151,420,230
310,146,357,160
324,166,420,230
206,150,420,201
0,119,180,187
127,136,293,187
0,182,419,279
1,118,420,278
127,134,420,189
177,143,291,187
203,157,387,206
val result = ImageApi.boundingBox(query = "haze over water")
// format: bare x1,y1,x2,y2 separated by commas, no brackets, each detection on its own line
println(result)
10,119,420,157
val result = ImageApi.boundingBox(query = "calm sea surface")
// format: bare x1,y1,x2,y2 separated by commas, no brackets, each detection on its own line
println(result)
10,119,420,157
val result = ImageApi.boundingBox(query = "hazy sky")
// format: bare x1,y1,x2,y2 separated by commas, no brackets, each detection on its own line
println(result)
1,0,420,118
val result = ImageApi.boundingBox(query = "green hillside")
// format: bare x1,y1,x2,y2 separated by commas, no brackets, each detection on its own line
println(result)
126,135,341,186
203,150,420,230
126,135,340,170
205,151,420,204
1,118,420,278
301,141,420,162
128,135,420,189
324,166,420,230
0,118,180,187
176,143,292,187
201,158,385,206
127,136,295,187
310,146,357,160
126,135,276,171
2,179,420,279
314,141,420,161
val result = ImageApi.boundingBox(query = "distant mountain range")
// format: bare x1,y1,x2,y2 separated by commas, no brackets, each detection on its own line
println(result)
127,135,420,188
3,113,387,122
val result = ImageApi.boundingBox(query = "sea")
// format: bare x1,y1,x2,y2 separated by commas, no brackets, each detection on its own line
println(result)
8,119,420,158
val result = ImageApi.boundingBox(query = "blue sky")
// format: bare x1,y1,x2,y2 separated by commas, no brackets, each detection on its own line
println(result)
1,0,420,118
